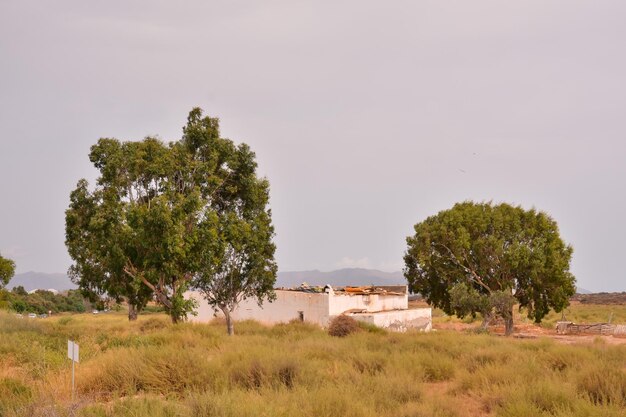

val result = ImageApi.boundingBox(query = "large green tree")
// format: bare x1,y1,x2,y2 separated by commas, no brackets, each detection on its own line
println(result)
66,108,277,324
66,138,185,320
0,253,16,289
404,201,575,335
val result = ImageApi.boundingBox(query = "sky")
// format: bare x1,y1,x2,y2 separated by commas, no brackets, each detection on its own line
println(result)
0,1,625,292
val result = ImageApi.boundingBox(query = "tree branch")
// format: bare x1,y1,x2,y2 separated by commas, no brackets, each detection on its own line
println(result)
433,243,492,293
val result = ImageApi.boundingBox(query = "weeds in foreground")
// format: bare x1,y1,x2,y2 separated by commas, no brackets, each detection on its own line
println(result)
0,311,625,417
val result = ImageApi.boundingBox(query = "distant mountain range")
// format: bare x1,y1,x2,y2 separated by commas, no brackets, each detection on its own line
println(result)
5,269,596,294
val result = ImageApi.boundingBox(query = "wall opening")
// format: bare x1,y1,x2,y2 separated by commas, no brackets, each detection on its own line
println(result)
298,311,304,322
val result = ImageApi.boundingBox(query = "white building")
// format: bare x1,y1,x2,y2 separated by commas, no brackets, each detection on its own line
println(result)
188,285,431,332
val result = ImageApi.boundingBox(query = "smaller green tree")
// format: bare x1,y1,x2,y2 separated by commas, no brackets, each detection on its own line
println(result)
0,254,16,290
194,210,277,335
448,283,489,322
449,283,515,331
404,201,575,335
193,149,277,336
11,299,27,314
12,286,28,296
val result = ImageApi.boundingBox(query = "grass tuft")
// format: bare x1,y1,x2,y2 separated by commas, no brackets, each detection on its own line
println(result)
576,366,626,406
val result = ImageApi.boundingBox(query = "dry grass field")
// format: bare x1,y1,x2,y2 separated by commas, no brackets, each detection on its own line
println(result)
1,306,625,417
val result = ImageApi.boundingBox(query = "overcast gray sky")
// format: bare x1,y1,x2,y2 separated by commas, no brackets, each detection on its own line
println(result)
1,1,624,292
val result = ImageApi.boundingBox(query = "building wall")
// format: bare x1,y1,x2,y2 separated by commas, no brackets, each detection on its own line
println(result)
327,293,407,316
187,290,332,326
187,288,431,332
351,309,432,332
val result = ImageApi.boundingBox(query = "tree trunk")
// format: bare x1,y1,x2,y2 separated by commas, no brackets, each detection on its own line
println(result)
504,306,514,336
224,309,235,336
128,304,138,321
152,287,180,324
480,311,492,330
170,312,180,324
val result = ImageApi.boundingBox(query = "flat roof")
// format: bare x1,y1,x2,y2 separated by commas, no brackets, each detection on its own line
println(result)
275,284,406,296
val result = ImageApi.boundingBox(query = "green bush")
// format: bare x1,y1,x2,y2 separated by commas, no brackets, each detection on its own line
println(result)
3,288,91,314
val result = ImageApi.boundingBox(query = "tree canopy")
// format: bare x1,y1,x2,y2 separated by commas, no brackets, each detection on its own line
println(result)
0,253,15,289
65,108,277,325
403,201,575,335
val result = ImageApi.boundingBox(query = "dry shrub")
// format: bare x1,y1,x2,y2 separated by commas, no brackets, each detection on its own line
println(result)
139,317,170,332
464,351,496,372
77,346,221,398
231,360,267,390
525,381,572,414
328,315,360,337
385,376,422,405
277,362,297,388
0,377,32,415
421,354,455,382
306,384,372,417
230,358,299,390
57,316,73,326
395,396,461,417
352,353,386,375
576,366,626,406
360,373,422,411
80,396,185,417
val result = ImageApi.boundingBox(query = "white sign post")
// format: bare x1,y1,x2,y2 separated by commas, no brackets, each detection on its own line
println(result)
67,340,79,400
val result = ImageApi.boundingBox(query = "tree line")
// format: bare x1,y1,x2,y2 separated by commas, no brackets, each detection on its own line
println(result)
0,287,94,315
2,108,576,335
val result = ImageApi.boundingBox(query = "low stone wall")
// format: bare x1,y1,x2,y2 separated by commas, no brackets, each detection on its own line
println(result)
350,308,432,333
556,321,625,336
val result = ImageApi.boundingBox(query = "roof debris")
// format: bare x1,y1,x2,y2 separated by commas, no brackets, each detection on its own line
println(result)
276,283,405,296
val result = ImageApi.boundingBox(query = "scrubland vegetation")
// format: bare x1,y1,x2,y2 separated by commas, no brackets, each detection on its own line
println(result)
1,309,625,417
540,302,626,328
0,288,95,315
431,301,626,330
